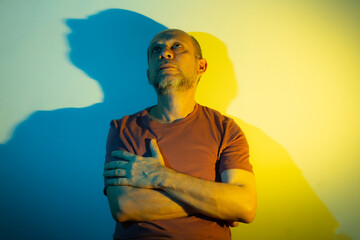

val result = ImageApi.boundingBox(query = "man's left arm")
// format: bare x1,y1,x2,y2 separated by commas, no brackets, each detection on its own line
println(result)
104,139,257,223
160,167,256,223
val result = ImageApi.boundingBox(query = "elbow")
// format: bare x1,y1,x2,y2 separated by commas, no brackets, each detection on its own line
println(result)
233,195,257,224
108,201,127,222
239,186,257,224
241,202,257,223
108,198,132,222
243,195,257,223
110,198,142,222
111,209,129,223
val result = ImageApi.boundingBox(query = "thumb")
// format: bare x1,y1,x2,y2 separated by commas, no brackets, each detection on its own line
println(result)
150,139,162,160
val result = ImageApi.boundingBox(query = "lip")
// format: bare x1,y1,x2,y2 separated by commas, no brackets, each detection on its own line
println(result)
158,63,177,70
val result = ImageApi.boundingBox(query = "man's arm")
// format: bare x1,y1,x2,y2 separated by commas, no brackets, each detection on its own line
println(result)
162,168,256,223
104,139,257,223
106,185,196,222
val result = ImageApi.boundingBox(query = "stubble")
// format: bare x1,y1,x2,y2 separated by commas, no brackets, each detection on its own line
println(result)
152,62,197,95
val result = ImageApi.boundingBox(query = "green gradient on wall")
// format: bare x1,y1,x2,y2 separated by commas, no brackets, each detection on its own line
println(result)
0,0,359,239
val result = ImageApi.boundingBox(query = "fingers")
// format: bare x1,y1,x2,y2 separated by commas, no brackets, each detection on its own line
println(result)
103,169,126,177
150,139,161,159
106,177,130,186
104,160,128,170
104,161,127,178
111,150,136,161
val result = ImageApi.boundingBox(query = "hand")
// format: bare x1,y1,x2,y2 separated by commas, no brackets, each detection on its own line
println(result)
104,139,166,188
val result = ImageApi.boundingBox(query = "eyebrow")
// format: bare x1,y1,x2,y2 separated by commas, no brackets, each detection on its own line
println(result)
147,38,189,60
149,39,186,50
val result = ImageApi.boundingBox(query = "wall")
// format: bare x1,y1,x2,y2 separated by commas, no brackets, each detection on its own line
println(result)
0,0,359,239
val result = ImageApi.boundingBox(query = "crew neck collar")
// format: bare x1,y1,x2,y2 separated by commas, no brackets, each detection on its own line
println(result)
141,103,199,130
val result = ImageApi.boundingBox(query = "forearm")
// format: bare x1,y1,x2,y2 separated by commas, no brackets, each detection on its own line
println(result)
105,140,256,223
106,185,196,222
158,169,256,223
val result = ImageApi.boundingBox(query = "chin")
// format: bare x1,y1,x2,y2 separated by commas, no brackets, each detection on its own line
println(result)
155,84,177,95
156,76,180,87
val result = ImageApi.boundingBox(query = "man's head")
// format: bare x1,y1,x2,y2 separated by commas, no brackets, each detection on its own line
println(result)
146,29,207,95
147,30,203,60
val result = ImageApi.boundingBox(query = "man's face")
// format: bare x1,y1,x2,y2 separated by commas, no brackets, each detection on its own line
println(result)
147,30,204,95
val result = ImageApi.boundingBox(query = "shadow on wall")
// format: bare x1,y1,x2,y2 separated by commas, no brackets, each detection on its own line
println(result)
0,9,166,240
0,8,349,240
192,32,349,240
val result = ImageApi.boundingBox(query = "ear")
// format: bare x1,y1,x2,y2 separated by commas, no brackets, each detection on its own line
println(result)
197,58,207,74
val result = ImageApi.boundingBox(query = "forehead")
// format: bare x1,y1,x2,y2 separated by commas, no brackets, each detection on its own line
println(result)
149,30,193,47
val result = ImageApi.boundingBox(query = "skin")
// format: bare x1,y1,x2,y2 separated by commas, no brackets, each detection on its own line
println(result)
104,29,257,226
146,29,207,123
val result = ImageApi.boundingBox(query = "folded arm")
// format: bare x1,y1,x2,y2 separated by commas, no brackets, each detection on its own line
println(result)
104,139,256,223
106,185,196,222
161,168,256,223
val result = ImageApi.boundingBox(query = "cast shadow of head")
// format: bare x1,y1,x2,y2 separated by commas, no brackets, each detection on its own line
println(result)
192,32,350,240
0,9,166,240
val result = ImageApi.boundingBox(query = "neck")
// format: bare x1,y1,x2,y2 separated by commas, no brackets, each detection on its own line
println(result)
150,88,196,123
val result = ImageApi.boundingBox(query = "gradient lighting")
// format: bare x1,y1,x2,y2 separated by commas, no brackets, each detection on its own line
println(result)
194,32,338,239
222,3,360,239
0,0,359,239
190,3,360,239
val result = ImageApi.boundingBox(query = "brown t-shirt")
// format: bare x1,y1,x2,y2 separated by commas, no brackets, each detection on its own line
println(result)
104,103,252,240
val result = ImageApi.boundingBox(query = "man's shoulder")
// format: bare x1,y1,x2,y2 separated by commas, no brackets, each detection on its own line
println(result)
197,104,236,125
110,106,151,129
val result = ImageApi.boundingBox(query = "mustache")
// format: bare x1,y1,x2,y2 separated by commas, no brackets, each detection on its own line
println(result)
156,60,179,71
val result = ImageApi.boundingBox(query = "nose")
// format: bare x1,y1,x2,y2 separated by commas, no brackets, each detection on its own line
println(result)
160,47,173,59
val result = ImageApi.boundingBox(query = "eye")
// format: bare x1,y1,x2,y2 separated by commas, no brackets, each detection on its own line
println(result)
152,46,161,53
172,43,182,48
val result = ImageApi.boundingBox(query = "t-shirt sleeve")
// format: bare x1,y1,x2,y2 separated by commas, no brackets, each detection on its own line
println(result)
103,119,130,195
218,118,253,174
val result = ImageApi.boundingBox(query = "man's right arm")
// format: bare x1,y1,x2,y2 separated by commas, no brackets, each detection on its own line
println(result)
106,185,195,222
105,119,198,223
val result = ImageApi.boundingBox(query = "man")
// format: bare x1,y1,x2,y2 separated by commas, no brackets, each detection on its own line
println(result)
103,29,256,240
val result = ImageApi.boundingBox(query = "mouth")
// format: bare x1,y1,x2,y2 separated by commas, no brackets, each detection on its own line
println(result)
158,64,177,70
157,60,178,71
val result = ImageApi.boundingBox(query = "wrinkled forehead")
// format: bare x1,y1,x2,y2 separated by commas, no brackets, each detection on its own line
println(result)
149,29,192,48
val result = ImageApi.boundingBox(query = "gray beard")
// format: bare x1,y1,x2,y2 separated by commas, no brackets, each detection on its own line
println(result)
153,74,195,95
